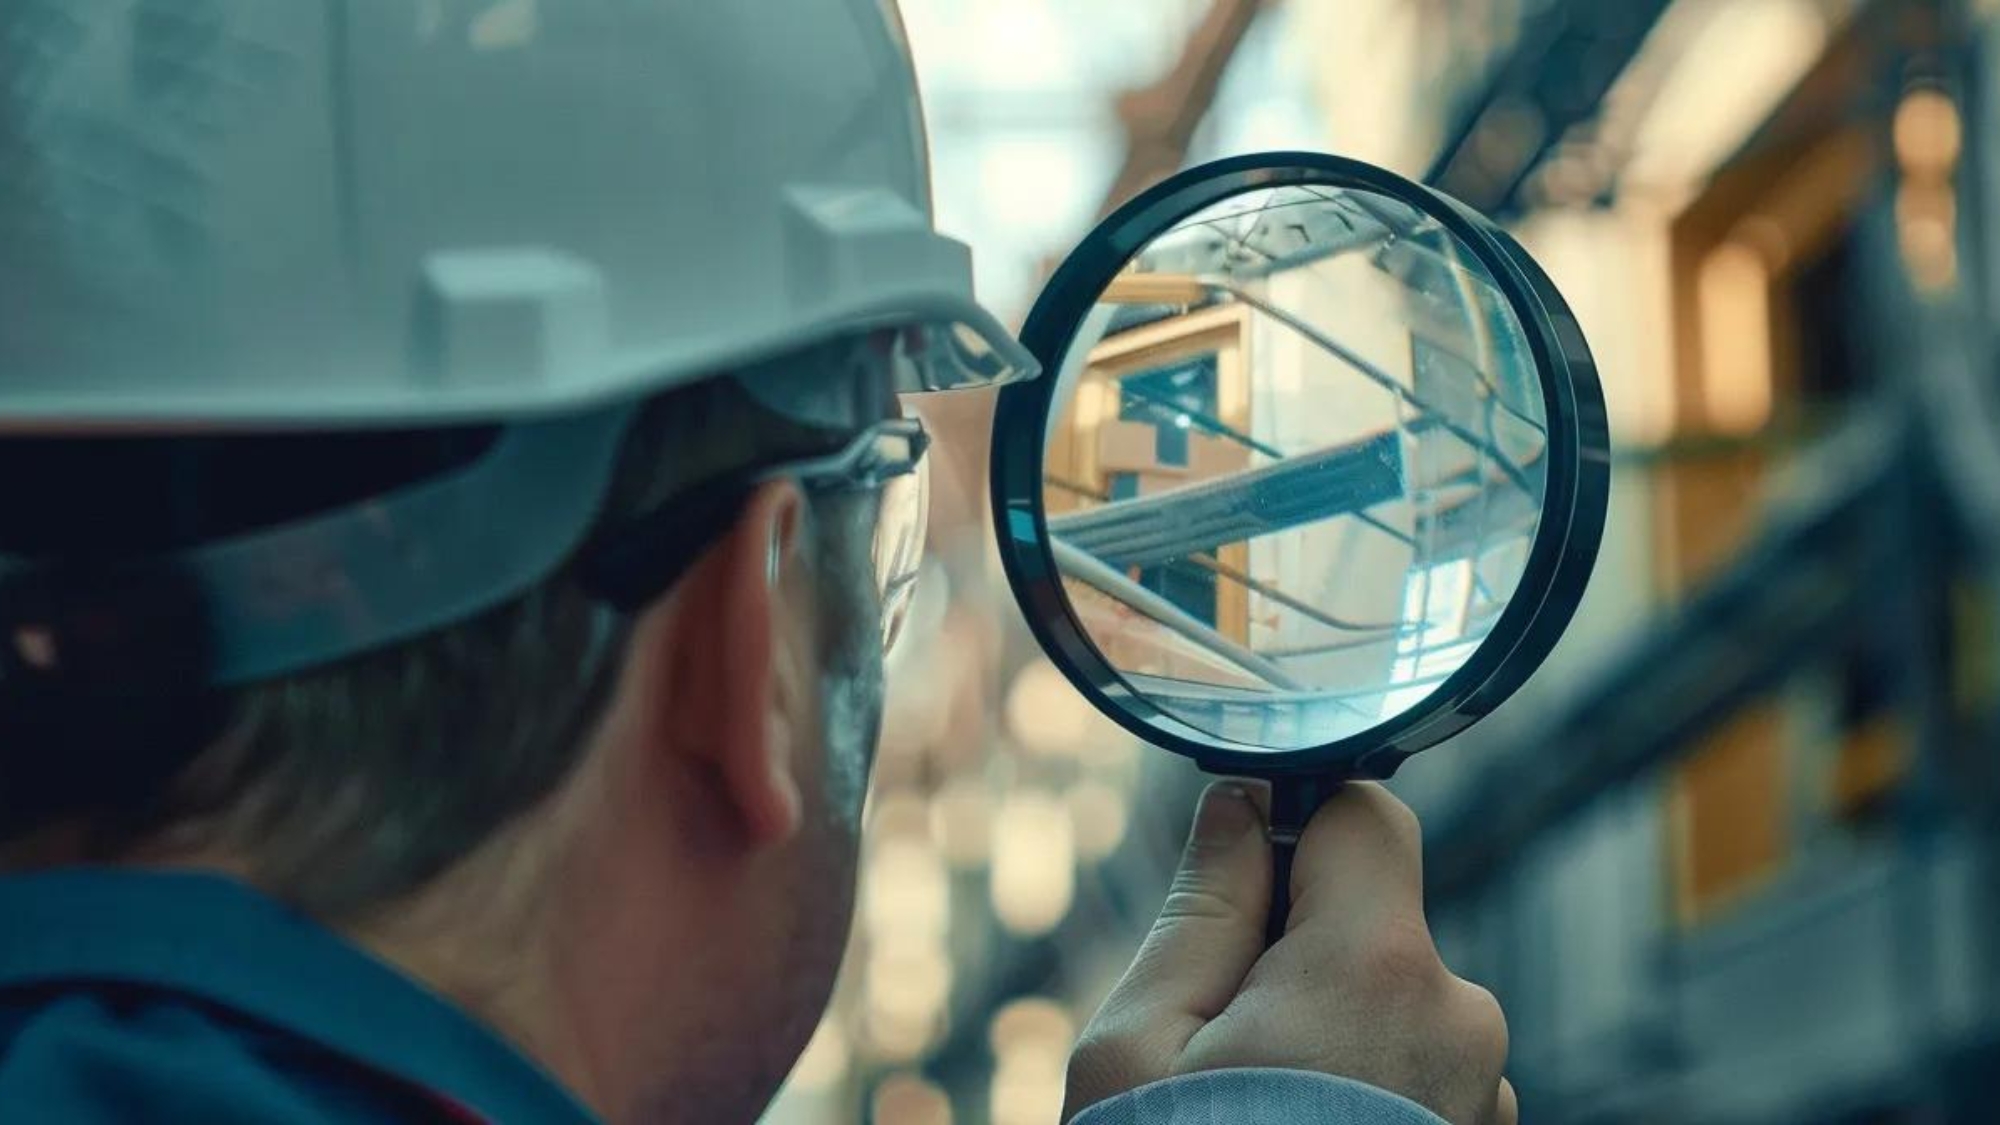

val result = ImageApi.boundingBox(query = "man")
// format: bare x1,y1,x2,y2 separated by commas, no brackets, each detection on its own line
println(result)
0,3,1511,1122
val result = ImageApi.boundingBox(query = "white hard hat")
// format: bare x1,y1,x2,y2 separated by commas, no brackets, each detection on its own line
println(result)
0,0,1039,685
0,0,1034,426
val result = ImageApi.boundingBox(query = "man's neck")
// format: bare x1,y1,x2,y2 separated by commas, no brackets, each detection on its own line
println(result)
338,827,627,1119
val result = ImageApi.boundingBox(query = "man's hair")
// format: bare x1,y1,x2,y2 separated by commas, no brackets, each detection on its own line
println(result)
0,364,864,918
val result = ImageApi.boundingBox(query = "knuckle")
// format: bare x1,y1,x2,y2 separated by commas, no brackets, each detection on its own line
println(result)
1354,782,1424,854
1353,915,1448,995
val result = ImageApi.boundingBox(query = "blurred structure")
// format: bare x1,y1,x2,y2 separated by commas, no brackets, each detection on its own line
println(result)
1399,1,2000,1123
768,0,2000,1122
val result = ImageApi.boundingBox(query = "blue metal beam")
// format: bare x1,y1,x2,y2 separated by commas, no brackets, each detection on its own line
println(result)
1424,0,1674,216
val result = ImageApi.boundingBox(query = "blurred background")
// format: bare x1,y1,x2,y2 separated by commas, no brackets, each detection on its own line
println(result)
767,0,2000,1121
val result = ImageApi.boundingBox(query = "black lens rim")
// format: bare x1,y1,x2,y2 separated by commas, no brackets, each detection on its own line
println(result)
990,151,1610,779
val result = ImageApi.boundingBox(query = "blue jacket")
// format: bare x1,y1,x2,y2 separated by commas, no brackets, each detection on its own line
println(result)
0,871,1442,1123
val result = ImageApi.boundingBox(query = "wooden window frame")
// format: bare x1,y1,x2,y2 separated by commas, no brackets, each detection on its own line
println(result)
1044,304,1256,643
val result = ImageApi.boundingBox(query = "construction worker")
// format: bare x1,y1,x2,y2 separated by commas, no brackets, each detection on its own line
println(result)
0,3,1511,1122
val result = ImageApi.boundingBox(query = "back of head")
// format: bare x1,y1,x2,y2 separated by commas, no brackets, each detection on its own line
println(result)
0,0,1034,914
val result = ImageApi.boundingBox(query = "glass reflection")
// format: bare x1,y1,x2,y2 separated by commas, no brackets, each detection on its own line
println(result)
1041,185,1549,750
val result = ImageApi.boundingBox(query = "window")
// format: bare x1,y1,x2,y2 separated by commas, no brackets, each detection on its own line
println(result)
1112,356,1224,625
1384,559,1479,715
1043,304,1256,652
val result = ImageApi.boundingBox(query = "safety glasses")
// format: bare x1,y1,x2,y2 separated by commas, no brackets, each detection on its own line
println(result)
577,415,932,652
776,415,931,650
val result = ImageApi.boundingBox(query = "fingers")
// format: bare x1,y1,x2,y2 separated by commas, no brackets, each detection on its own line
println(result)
1121,783,1272,1023
1065,783,1270,1114
1288,782,1425,928
1225,781,1509,1125
1070,779,1514,1125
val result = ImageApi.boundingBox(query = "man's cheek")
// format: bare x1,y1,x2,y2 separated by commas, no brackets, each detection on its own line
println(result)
813,647,881,834
813,504,888,833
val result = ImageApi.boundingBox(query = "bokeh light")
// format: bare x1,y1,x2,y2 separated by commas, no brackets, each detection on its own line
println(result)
872,1073,956,1125
1004,659,1098,757
989,791,1077,936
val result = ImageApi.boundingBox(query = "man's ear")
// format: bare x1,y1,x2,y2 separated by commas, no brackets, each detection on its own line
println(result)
635,481,813,848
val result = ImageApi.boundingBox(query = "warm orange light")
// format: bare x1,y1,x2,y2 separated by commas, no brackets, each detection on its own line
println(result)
987,999,1077,1125
988,997,1076,1059
989,1001,1072,1125
1893,89,1962,294
1898,183,1959,292
873,1074,955,1125
1696,242,1774,434
1101,272,1211,306
1894,89,1963,176
990,1059,1066,1125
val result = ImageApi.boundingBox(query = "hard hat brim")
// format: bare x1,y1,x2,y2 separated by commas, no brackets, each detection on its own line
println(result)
0,293,1040,433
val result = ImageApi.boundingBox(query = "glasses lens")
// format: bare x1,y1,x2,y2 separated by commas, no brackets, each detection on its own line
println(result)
874,448,930,651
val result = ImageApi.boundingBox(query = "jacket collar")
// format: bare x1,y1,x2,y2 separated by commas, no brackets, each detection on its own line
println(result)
0,868,595,1124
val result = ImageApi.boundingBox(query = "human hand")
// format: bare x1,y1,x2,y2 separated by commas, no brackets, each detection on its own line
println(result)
1063,782,1514,1124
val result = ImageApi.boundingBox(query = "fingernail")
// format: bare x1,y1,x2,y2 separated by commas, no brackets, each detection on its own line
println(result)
1192,783,1257,845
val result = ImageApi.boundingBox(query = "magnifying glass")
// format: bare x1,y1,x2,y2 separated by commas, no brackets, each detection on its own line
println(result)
992,152,1609,945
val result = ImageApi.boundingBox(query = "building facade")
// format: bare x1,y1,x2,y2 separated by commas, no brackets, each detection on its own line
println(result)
1390,1,2000,1121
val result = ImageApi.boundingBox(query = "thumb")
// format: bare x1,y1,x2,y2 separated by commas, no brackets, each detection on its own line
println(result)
1103,783,1271,1039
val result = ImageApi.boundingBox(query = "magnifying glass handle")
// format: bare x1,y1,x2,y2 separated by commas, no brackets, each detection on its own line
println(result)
1265,775,1343,948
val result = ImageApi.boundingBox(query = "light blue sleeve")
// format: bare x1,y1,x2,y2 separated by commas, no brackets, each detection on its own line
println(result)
1068,1068,1447,1125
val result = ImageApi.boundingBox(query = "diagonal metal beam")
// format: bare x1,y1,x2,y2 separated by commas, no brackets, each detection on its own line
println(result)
1047,432,1405,568
1096,0,1266,218
1423,0,1672,215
